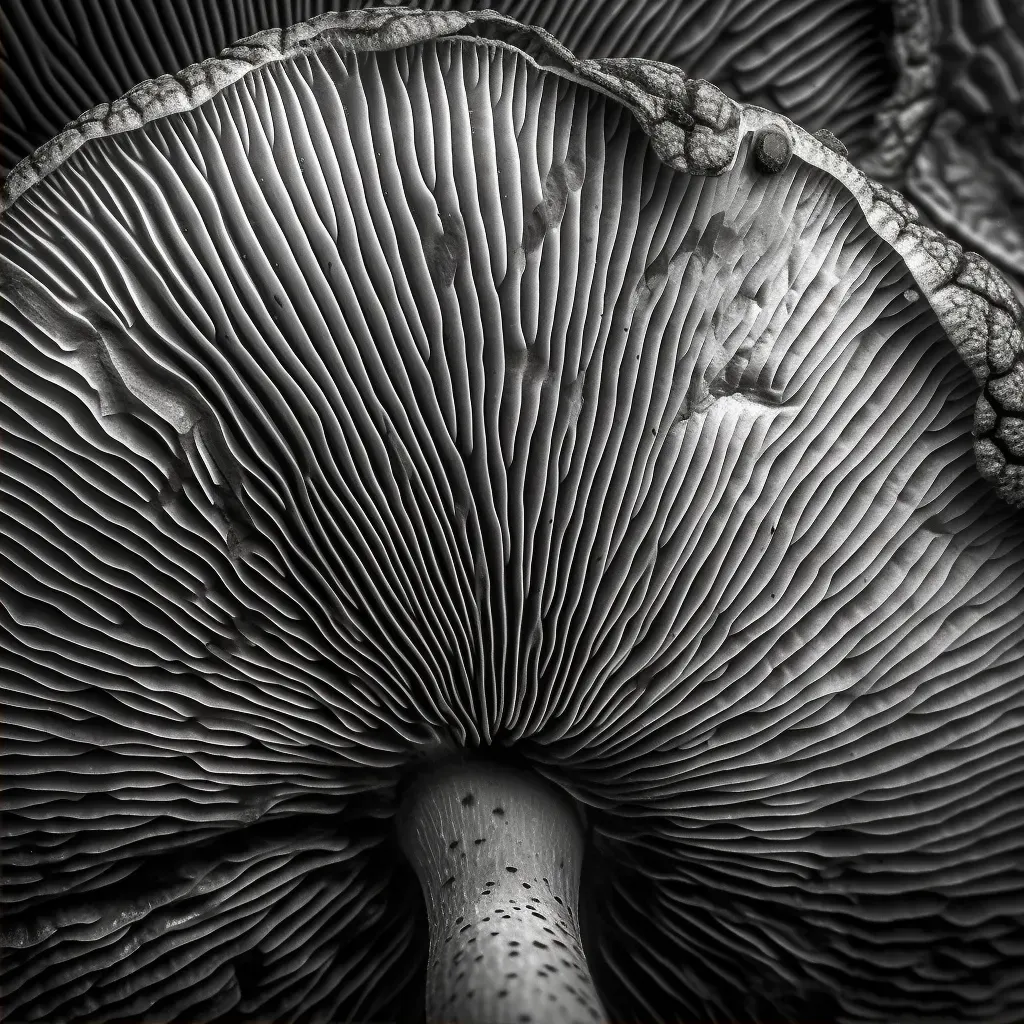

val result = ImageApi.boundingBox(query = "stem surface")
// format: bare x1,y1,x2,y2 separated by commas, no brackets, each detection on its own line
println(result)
397,760,606,1024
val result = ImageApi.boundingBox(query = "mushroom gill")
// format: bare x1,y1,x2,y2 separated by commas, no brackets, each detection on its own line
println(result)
1,9,1022,1024
0,0,897,179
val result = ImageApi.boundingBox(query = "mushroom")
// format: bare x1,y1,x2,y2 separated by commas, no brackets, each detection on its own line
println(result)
1,8,1023,1024
0,0,901,179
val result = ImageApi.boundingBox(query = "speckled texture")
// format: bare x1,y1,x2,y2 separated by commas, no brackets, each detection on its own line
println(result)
398,762,602,1024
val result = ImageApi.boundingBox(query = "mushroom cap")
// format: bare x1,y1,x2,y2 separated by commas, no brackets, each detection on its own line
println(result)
0,0,898,180
1,9,1022,1022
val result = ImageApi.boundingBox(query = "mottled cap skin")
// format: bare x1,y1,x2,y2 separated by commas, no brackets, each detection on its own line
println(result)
1,8,1022,1024
0,0,899,178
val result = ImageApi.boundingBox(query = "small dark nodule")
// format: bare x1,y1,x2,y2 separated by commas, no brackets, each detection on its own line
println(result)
461,793,475,806
754,128,792,174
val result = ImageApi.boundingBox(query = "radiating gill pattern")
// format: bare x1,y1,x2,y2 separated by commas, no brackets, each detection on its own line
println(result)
1,34,1022,1023
586,826,1024,1023
1,812,421,1022
0,0,894,179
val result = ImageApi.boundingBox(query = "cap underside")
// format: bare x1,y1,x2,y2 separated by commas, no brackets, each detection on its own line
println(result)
1,32,1022,1024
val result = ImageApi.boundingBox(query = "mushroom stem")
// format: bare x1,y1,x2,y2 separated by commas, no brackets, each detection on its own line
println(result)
397,760,605,1024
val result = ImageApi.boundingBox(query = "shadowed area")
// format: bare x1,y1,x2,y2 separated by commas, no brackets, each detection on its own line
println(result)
1,23,1022,1024
864,0,1024,299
